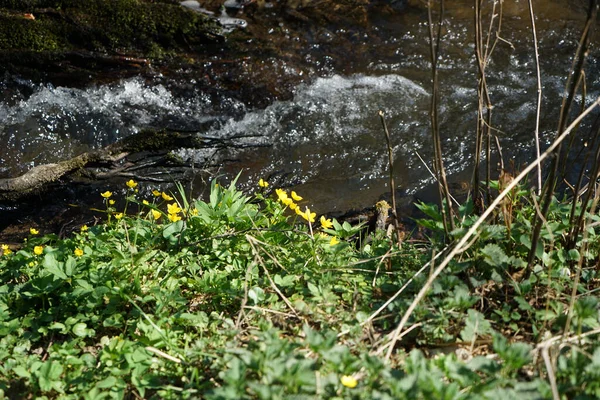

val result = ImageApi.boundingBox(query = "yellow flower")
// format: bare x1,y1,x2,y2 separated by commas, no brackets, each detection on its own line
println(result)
152,189,161,197
282,197,294,207
168,213,182,222
190,208,199,216
294,207,303,216
320,216,333,229
329,236,340,246
2,244,12,256
151,210,162,220
101,191,112,198
126,179,138,189
167,203,182,215
80,225,88,232
142,200,149,205
341,375,358,388
28,261,35,267
30,227,39,235
300,207,316,223
34,246,44,255
259,178,269,188
109,199,116,205
291,191,303,201
289,202,298,211
161,192,173,201
275,188,288,202
74,248,84,257
115,213,124,220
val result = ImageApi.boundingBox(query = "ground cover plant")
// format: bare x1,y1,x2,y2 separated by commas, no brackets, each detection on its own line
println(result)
1,174,600,399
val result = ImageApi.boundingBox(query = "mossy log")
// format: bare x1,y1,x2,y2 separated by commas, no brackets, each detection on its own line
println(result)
0,130,235,202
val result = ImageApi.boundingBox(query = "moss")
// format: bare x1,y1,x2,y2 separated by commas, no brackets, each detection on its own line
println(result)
0,13,68,51
0,0,222,56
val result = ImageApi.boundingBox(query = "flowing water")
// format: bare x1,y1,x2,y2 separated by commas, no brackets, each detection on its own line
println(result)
1,1,598,218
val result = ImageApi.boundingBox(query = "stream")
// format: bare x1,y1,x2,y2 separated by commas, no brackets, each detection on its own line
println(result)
1,1,599,225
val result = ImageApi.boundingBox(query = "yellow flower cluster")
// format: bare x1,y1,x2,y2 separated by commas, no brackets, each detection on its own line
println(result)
167,202,182,222
1,244,11,256
341,375,358,388
269,183,340,246
275,189,304,213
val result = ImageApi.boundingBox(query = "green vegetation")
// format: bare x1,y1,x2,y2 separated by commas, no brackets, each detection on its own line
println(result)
1,174,600,399
0,0,221,55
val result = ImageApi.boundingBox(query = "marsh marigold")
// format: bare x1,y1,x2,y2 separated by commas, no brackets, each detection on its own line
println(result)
259,178,269,188
126,179,138,189
101,191,112,198
167,203,182,215
34,246,44,255
299,207,316,223
291,191,303,201
30,227,39,235
74,248,84,257
320,216,333,229
168,213,182,222
340,375,358,388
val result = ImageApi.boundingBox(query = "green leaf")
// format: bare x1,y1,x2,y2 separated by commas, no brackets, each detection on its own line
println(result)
12,366,31,379
460,309,492,342
96,376,118,389
274,274,296,287
72,322,88,337
248,287,265,305
162,220,185,244
35,360,64,392
568,249,580,261
480,244,508,267
43,254,67,280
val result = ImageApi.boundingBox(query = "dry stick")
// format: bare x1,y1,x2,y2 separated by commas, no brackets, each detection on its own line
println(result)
472,0,497,210
564,191,600,336
529,3,598,266
427,0,455,234
379,110,402,246
383,98,600,361
541,346,560,400
537,326,600,400
528,0,543,195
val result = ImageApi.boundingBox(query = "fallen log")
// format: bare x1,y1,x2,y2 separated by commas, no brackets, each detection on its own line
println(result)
0,129,260,202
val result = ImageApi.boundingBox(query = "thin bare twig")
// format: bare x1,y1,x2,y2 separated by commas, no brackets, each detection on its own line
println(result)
379,110,403,246
528,0,543,195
